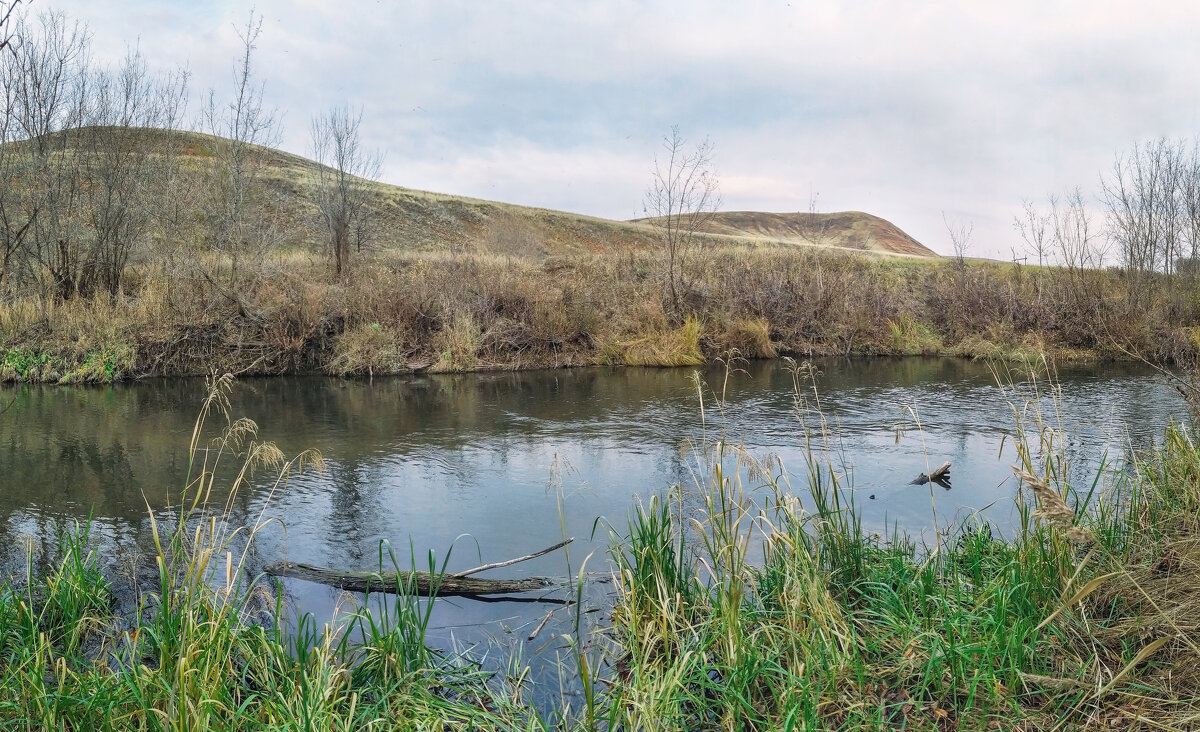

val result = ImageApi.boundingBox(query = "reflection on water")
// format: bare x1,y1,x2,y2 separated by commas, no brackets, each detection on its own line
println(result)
0,358,1187,684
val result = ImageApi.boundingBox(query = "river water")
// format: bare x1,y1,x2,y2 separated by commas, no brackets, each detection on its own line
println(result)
0,357,1187,692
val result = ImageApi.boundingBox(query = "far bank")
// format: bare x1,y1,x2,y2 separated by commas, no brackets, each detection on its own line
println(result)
2,247,1197,383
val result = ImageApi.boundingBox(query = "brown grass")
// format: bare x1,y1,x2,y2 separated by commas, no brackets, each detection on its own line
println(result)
612,317,705,367
3,245,1200,382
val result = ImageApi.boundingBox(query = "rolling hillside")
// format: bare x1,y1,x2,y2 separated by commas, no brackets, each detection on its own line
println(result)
87,127,937,259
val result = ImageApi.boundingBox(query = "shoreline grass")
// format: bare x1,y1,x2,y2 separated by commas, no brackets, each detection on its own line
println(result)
596,364,1200,730
5,367,1200,729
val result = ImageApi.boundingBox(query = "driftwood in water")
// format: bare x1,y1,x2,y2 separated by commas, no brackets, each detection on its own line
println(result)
910,462,951,486
263,561,553,596
264,538,574,598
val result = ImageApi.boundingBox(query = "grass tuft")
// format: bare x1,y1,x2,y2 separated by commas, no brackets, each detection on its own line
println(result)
888,313,942,355
615,317,705,367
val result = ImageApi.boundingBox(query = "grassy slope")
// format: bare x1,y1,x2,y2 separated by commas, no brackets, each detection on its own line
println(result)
635,210,939,257
125,127,937,258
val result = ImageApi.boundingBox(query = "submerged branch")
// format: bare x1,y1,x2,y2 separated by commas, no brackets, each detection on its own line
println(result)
451,537,573,578
263,561,555,597
910,461,951,486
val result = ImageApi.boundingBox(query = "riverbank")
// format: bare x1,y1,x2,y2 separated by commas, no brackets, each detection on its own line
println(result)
3,373,1200,729
2,247,1198,382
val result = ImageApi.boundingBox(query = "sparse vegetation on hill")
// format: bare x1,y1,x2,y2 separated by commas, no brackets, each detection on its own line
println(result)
1,126,936,266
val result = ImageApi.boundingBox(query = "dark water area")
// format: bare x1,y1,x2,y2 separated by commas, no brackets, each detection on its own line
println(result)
0,357,1187,693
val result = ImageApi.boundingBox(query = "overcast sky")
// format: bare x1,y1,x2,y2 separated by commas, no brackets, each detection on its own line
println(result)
40,0,1200,258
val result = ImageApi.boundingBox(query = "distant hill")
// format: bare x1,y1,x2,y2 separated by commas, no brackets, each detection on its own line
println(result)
676,211,938,257
32,127,938,258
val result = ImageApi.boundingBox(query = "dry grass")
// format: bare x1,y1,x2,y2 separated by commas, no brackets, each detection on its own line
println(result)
706,316,778,359
327,321,405,376
2,245,1200,381
430,310,482,372
612,317,705,367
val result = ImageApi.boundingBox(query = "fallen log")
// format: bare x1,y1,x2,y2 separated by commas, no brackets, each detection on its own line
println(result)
263,561,554,597
909,461,951,486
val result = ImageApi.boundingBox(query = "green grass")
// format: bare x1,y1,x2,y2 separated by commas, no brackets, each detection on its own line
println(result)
1,343,134,383
0,529,539,730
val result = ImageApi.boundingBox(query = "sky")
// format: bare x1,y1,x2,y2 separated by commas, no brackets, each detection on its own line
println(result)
38,0,1200,259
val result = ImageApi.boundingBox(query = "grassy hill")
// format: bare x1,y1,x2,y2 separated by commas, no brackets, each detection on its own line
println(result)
117,127,937,258
682,210,938,256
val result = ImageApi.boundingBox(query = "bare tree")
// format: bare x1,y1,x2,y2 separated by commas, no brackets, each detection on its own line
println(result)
0,1,22,57
310,104,382,279
5,10,92,302
1104,141,1173,265
79,48,188,300
140,62,192,272
0,46,35,294
942,211,973,264
1049,188,1099,273
0,5,190,304
1179,141,1200,281
1013,198,1050,268
1101,138,1191,306
797,188,832,247
644,125,720,313
201,9,281,287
